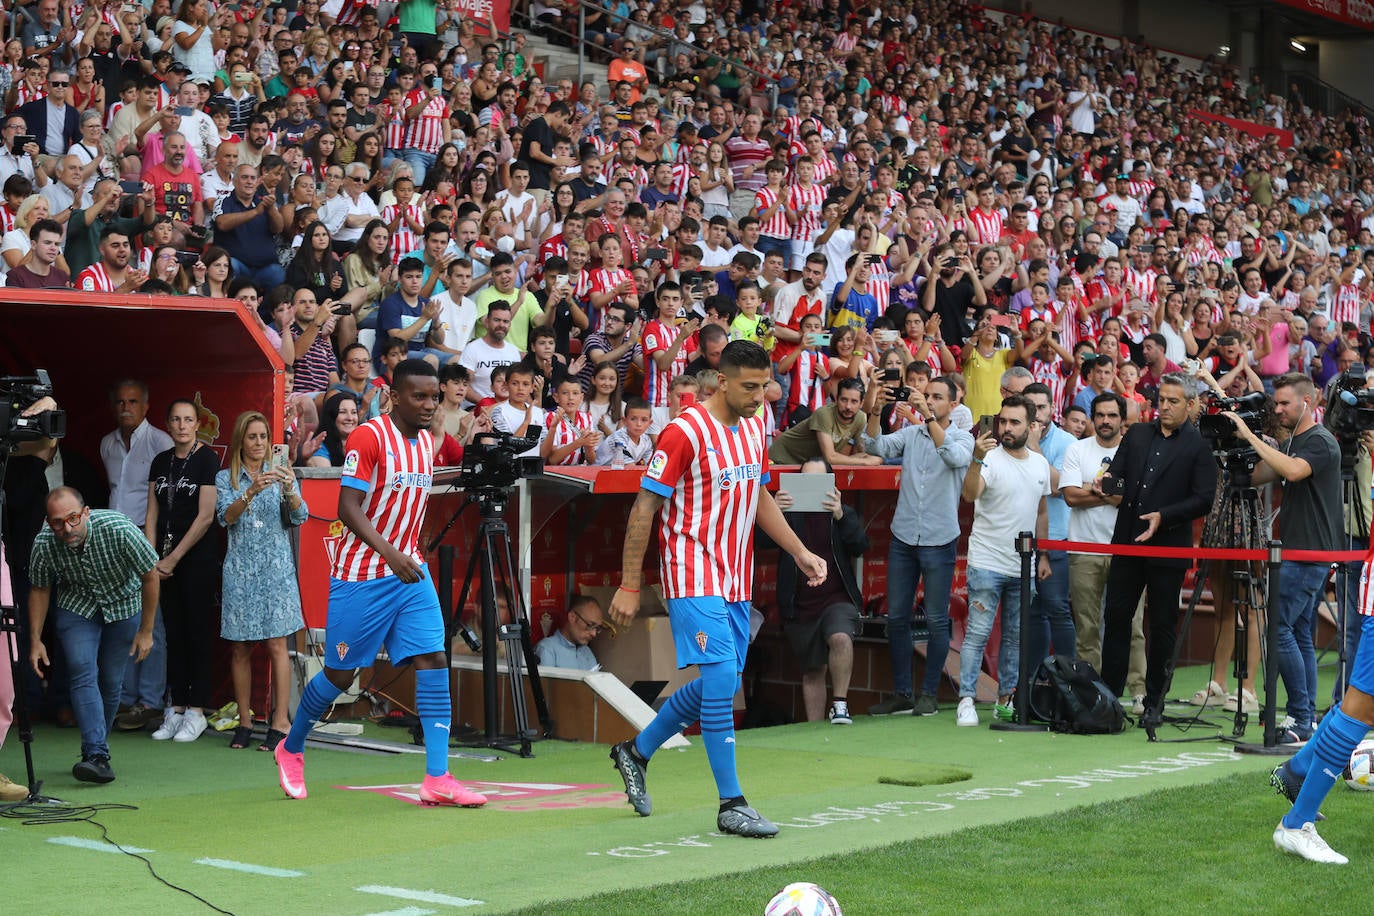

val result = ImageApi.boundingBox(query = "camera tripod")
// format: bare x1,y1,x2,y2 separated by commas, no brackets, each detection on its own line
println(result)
432,487,552,757
1327,457,1368,702
1149,457,1283,749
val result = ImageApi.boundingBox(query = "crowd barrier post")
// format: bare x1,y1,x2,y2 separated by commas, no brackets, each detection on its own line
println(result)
991,531,1047,733
1235,540,1295,756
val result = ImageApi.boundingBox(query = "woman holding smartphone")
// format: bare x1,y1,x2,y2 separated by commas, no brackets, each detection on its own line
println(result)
216,411,307,751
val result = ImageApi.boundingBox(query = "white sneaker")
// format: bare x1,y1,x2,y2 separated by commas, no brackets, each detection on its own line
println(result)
172,708,208,743
1188,680,1226,707
1273,820,1348,864
827,700,852,725
956,697,978,727
151,708,185,741
1224,689,1258,714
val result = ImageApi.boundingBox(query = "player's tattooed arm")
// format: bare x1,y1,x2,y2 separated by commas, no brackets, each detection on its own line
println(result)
619,489,666,589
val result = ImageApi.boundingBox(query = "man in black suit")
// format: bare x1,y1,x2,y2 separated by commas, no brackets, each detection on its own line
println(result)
17,70,80,157
1095,373,1216,725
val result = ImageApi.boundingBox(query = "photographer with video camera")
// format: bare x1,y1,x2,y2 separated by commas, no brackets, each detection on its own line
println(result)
1216,374,1343,744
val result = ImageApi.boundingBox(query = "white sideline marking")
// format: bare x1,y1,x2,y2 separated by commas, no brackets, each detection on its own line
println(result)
362,909,437,916
194,857,305,877
355,885,484,907
48,836,152,854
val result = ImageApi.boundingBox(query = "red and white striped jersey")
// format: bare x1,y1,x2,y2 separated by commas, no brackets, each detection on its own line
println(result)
669,162,692,199
379,100,407,149
1084,278,1124,338
1055,292,1084,353
642,318,694,408
642,403,770,602
787,350,829,410
105,99,127,131
754,186,790,239
807,153,837,185
405,96,449,154
1029,354,1070,421
1019,303,1059,333
788,183,825,242
1184,241,1223,266
382,203,425,264
330,415,434,582
0,204,13,235
333,0,379,28
967,207,1003,245
1124,266,1157,304
591,267,635,314
544,409,593,465
1332,283,1363,328
12,81,45,108
865,261,891,315
1126,178,1155,202
76,263,116,292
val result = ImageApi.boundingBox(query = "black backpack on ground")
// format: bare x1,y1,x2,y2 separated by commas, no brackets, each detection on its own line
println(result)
1026,655,1126,735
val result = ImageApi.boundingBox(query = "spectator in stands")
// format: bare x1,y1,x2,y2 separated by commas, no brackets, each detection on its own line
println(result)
770,377,880,467
5,216,67,288
534,595,604,671
307,393,361,468
214,163,286,288
1021,382,1076,670
458,299,522,404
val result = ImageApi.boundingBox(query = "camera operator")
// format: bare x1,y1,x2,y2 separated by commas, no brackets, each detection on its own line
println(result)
1221,373,1343,744
1097,373,1216,725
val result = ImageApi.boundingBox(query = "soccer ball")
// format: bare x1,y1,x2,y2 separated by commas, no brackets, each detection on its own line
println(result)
764,882,842,916
1344,738,1374,791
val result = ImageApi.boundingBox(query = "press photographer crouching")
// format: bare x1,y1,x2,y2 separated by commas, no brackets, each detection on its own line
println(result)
1218,373,1342,744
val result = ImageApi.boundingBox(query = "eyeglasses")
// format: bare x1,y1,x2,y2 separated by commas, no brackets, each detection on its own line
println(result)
47,509,85,530
50,81,69,87
570,608,606,633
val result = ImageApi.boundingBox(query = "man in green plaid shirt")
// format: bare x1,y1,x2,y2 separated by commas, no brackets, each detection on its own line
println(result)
28,487,159,785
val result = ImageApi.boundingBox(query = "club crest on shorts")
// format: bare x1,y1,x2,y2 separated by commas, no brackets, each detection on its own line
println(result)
336,641,350,661
695,630,708,652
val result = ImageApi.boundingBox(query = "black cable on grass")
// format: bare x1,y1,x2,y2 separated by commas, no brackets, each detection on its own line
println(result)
0,801,234,915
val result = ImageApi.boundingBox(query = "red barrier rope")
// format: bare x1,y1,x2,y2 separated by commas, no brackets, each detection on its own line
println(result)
1036,539,1369,564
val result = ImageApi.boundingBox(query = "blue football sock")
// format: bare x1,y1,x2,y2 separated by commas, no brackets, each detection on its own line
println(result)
1286,713,1329,779
284,671,341,755
414,667,453,778
697,662,742,801
1283,707,1368,829
635,678,703,761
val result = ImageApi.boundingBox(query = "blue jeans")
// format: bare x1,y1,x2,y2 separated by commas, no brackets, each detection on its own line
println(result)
230,258,286,290
1026,550,1074,671
119,605,165,708
54,608,141,759
962,566,1027,698
885,537,957,697
1277,560,1328,733
403,149,436,186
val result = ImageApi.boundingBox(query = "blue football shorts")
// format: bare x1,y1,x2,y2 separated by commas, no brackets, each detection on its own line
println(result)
1349,614,1374,697
324,565,444,669
665,596,751,670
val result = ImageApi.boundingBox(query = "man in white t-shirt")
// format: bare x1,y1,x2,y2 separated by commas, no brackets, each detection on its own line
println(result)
1059,390,1143,708
957,394,1051,727
495,161,538,248
431,258,478,363
457,300,522,404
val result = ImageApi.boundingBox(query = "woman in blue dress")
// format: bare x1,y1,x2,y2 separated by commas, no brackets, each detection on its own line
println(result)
216,411,309,751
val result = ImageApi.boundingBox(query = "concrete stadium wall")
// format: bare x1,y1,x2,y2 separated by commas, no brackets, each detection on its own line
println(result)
1317,38,1374,106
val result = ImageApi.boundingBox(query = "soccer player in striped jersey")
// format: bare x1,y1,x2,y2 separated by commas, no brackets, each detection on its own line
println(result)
607,341,828,837
275,360,486,809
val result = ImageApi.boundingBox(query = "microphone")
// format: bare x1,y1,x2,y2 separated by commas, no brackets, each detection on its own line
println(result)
1340,389,1358,406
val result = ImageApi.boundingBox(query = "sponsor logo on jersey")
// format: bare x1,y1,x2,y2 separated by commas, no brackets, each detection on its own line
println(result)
343,449,361,474
646,450,668,479
718,462,763,489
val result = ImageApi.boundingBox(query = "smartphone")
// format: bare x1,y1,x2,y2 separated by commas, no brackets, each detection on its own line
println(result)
1102,474,1126,496
804,331,831,348
174,250,199,265
331,301,352,315
234,71,253,85
554,274,569,289
175,106,194,117
644,247,668,261
977,414,996,438
429,76,443,91
444,239,463,258
942,256,959,268
991,314,1012,328
880,368,902,383
271,444,290,470
864,253,879,265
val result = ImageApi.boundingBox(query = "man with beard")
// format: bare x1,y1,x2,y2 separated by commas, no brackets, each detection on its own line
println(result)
65,178,155,277
957,394,1052,727
769,378,881,467
237,114,275,169
75,226,148,293
923,243,987,348
1097,375,1215,728
142,132,204,234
